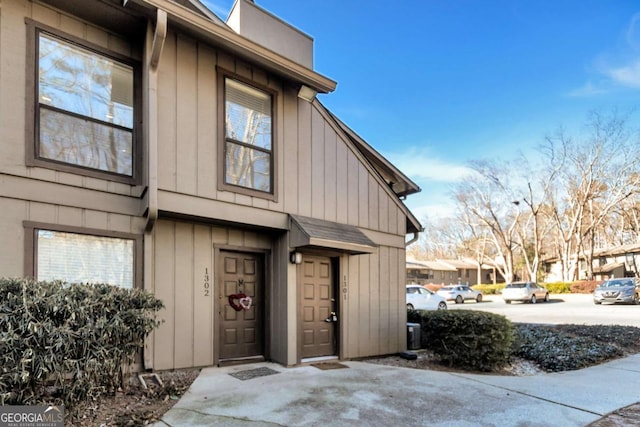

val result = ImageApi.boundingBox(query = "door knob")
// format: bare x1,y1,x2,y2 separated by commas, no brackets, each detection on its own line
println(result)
324,311,337,323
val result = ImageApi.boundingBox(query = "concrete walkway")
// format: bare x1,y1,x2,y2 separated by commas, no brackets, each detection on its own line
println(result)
153,354,640,427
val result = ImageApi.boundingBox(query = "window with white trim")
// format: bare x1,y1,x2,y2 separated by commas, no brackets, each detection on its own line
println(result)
223,77,274,194
36,229,135,289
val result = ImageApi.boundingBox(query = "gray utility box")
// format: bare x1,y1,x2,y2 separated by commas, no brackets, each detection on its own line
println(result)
407,322,421,350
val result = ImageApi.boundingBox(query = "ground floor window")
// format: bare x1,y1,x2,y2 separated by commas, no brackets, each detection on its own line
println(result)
25,223,138,289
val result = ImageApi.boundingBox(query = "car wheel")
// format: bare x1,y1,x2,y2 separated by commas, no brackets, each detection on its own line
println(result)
544,293,549,302
530,295,537,304
438,301,447,310
455,295,463,304
594,301,601,305
476,294,483,303
505,300,511,304
407,303,414,310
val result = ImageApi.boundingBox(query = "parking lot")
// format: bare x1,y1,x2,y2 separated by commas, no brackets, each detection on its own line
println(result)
446,293,640,327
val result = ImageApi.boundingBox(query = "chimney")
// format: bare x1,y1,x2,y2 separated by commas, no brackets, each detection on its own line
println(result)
227,0,314,69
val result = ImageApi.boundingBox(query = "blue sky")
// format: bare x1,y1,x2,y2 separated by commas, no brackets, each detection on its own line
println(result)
204,0,640,219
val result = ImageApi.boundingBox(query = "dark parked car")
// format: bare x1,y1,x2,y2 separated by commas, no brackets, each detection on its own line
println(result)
593,278,640,305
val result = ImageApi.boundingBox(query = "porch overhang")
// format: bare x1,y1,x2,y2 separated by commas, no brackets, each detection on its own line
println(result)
289,215,377,255
593,262,625,274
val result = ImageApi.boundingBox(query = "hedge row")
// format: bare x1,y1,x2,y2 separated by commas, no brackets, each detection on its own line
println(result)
421,280,606,295
470,283,505,295
0,278,163,411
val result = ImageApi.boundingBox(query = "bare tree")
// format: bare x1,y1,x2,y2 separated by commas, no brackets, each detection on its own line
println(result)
453,160,523,283
513,153,559,282
407,215,460,260
542,110,640,280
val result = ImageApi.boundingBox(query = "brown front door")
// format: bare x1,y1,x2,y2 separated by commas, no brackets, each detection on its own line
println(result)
300,255,336,358
219,251,264,360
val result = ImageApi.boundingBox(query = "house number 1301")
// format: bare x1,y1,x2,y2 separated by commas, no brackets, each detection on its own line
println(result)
203,268,210,297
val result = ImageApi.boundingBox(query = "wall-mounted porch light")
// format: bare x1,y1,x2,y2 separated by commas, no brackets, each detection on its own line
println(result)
297,85,317,102
290,251,303,264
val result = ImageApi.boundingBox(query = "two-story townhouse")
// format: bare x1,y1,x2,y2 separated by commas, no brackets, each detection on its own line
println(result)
0,0,422,370
542,243,640,282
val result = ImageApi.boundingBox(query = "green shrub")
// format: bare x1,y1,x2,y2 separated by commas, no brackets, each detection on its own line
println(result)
543,282,572,293
471,283,505,295
570,280,602,294
407,308,421,324
414,310,514,371
0,278,163,410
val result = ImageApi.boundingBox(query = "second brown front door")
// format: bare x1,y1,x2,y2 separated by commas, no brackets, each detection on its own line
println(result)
300,255,336,358
219,251,264,361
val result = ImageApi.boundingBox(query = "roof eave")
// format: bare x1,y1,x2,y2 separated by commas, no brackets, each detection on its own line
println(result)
133,0,337,94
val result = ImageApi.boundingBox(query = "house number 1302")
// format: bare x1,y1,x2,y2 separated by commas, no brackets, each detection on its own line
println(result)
203,268,210,297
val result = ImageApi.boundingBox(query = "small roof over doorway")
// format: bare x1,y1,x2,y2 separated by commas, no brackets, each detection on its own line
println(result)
289,215,377,255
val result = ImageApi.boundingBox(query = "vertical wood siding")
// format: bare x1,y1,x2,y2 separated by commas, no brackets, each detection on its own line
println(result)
0,1,139,197
342,247,407,358
150,219,273,370
0,197,144,277
1,1,414,367
154,29,408,237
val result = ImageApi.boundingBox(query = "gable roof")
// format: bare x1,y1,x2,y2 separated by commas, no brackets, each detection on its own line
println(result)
406,259,456,271
172,0,228,25
314,101,423,235
407,258,494,270
326,110,421,198
543,242,640,263
593,262,625,274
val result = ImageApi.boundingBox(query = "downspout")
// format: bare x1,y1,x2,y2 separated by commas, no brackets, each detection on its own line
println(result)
145,8,167,232
143,8,166,370
405,232,419,247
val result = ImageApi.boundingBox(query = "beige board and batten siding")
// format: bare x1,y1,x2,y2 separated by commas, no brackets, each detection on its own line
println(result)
0,1,147,288
154,30,406,235
0,1,143,198
149,29,411,365
0,197,144,276
341,247,407,359
148,219,275,370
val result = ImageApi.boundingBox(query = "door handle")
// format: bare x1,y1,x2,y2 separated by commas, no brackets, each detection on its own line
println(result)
324,311,337,323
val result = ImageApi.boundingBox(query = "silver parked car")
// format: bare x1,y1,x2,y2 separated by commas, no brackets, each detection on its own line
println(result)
436,285,483,304
593,278,640,305
502,282,549,304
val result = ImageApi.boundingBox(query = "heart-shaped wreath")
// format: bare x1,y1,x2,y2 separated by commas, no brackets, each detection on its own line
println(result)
239,296,252,310
228,293,252,311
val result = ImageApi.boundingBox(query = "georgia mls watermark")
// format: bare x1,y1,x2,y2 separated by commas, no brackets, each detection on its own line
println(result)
0,406,64,427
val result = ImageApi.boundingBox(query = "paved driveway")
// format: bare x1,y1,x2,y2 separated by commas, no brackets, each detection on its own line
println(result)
446,293,640,327
153,355,640,427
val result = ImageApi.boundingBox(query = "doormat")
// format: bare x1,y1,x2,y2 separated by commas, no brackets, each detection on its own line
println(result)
229,367,280,381
311,362,349,370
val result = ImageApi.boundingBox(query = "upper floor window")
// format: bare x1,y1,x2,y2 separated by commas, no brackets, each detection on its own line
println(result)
27,21,140,184
219,74,275,198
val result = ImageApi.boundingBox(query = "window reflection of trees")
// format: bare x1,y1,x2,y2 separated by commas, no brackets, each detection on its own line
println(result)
37,33,134,176
224,78,272,192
